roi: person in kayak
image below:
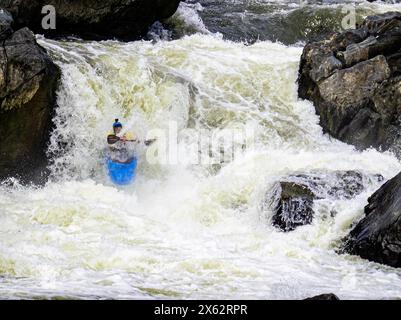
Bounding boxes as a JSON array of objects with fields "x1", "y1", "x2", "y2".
[{"x1": 107, "y1": 119, "x2": 137, "y2": 164}]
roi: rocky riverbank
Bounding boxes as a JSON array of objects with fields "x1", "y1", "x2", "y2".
[
  {"x1": 298, "y1": 12, "x2": 401, "y2": 157},
  {"x1": 0, "y1": 10, "x2": 60, "y2": 183}
]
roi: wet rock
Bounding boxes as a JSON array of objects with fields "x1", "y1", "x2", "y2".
[
  {"x1": 262, "y1": 171, "x2": 382, "y2": 232},
  {"x1": 309, "y1": 55, "x2": 343, "y2": 83},
  {"x1": 336, "y1": 36, "x2": 377, "y2": 67},
  {"x1": 343, "y1": 172, "x2": 401, "y2": 268},
  {"x1": 0, "y1": 11, "x2": 60, "y2": 183},
  {"x1": 0, "y1": 0, "x2": 182, "y2": 41},
  {"x1": 304, "y1": 293, "x2": 340, "y2": 300},
  {"x1": 298, "y1": 12, "x2": 401, "y2": 156},
  {"x1": 319, "y1": 55, "x2": 390, "y2": 107},
  {"x1": 290, "y1": 171, "x2": 372, "y2": 200},
  {"x1": 281, "y1": 170, "x2": 380, "y2": 202},
  {"x1": 270, "y1": 181, "x2": 316, "y2": 232}
]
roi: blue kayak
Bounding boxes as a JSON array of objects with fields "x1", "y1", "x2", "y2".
[{"x1": 106, "y1": 158, "x2": 138, "y2": 186}]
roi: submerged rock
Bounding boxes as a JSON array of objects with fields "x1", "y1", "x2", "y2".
[
  {"x1": 288, "y1": 171, "x2": 373, "y2": 200},
  {"x1": 344, "y1": 172, "x2": 401, "y2": 268},
  {"x1": 304, "y1": 293, "x2": 340, "y2": 300},
  {"x1": 0, "y1": 11, "x2": 60, "y2": 183},
  {"x1": 262, "y1": 171, "x2": 382, "y2": 232},
  {"x1": 298, "y1": 12, "x2": 401, "y2": 156},
  {"x1": 0, "y1": 0, "x2": 182, "y2": 41}
]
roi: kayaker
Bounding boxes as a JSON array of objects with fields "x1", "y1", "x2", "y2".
[{"x1": 107, "y1": 119, "x2": 137, "y2": 163}]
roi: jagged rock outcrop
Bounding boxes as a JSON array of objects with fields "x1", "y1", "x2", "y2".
[
  {"x1": 298, "y1": 12, "x2": 401, "y2": 156},
  {"x1": 0, "y1": 0, "x2": 182, "y2": 40},
  {"x1": 343, "y1": 172, "x2": 401, "y2": 268},
  {"x1": 261, "y1": 171, "x2": 383, "y2": 232},
  {"x1": 0, "y1": 10, "x2": 60, "y2": 182}
]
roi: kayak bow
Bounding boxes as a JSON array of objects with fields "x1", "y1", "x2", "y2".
[{"x1": 106, "y1": 157, "x2": 138, "y2": 185}]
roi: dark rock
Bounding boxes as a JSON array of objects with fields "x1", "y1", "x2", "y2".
[
  {"x1": 343, "y1": 172, "x2": 401, "y2": 268},
  {"x1": 0, "y1": 12, "x2": 60, "y2": 183},
  {"x1": 309, "y1": 55, "x2": 343, "y2": 83},
  {"x1": 270, "y1": 181, "x2": 316, "y2": 232},
  {"x1": 261, "y1": 171, "x2": 382, "y2": 232},
  {"x1": 336, "y1": 36, "x2": 377, "y2": 67},
  {"x1": 298, "y1": 12, "x2": 401, "y2": 156},
  {"x1": 304, "y1": 293, "x2": 340, "y2": 300},
  {"x1": 291, "y1": 170, "x2": 370, "y2": 200},
  {"x1": 0, "y1": 0, "x2": 182, "y2": 41},
  {"x1": 363, "y1": 12, "x2": 401, "y2": 35}
]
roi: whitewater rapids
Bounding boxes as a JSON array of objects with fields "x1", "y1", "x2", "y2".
[{"x1": 1, "y1": 3, "x2": 401, "y2": 299}]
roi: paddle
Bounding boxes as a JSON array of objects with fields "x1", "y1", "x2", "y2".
[{"x1": 107, "y1": 134, "x2": 156, "y2": 146}]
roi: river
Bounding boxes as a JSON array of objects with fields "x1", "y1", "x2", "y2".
[{"x1": 1, "y1": 0, "x2": 401, "y2": 299}]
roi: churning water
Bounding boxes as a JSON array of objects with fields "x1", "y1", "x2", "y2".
[{"x1": 1, "y1": 0, "x2": 401, "y2": 299}]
